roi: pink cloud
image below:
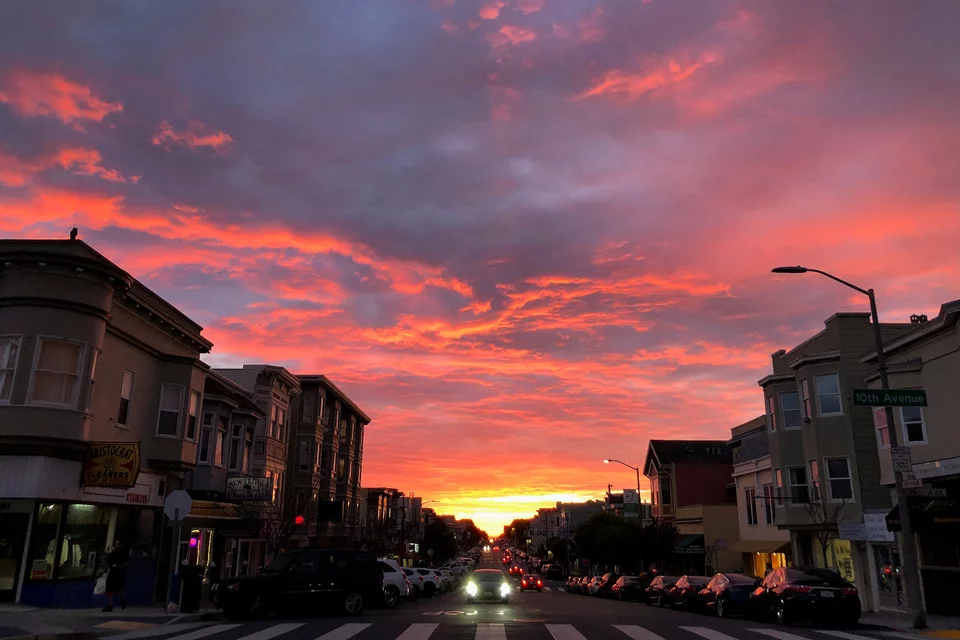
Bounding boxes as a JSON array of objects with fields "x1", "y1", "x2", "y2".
[
  {"x1": 479, "y1": 0, "x2": 506, "y2": 19},
  {"x1": 515, "y1": 0, "x2": 545, "y2": 15},
  {"x1": 152, "y1": 120, "x2": 234, "y2": 153},
  {"x1": 0, "y1": 71, "x2": 122, "y2": 125},
  {"x1": 0, "y1": 146, "x2": 137, "y2": 186}
]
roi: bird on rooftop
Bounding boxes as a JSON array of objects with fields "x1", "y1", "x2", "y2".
[{"x1": 69, "y1": 227, "x2": 78, "y2": 240}]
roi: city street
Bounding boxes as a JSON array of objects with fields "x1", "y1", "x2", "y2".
[{"x1": 73, "y1": 554, "x2": 909, "y2": 640}]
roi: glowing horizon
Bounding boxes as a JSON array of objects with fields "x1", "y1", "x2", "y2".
[{"x1": 2, "y1": 1, "x2": 959, "y2": 535}]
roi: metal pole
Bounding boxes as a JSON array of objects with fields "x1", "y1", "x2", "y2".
[{"x1": 868, "y1": 290, "x2": 926, "y2": 629}]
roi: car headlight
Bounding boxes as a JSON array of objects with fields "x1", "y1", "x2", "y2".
[
  {"x1": 466, "y1": 582, "x2": 478, "y2": 596},
  {"x1": 500, "y1": 583, "x2": 510, "y2": 596}
]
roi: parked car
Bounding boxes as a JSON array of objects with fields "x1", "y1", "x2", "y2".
[
  {"x1": 587, "y1": 575, "x2": 604, "y2": 595},
  {"x1": 697, "y1": 573, "x2": 760, "y2": 618},
  {"x1": 564, "y1": 576, "x2": 580, "y2": 592},
  {"x1": 403, "y1": 567, "x2": 425, "y2": 599},
  {"x1": 544, "y1": 564, "x2": 564, "y2": 579},
  {"x1": 437, "y1": 569, "x2": 455, "y2": 591},
  {"x1": 598, "y1": 573, "x2": 621, "y2": 598},
  {"x1": 415, "y1": 568, "x2": 441, "y2": 596},
  {"x1": 644, "y1": 575, "x2": 677, "y2": 606},
  {"x1": 664, "y1": 575, "x2": 711, "y2": 610},
  {"x1": 377, "y1": 558, "x2": 409, "y2": 607},
  {"x1": 520, "y1": 573, "x2": 543, "y2": 592},
  {"x1": 611, "y1": 575, "x2": 647, "y2": 601},
  {"x1": 750, "y1": 567, "x2": 860, "y2": 626},
  {"x1": 219, "y1": 548, "x2": 381, "y2": 618}
]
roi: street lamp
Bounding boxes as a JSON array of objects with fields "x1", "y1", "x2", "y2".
[
  {"x1": 603, "y1": 459, "x2": 642, "y2": 502},
  {"x1": 772, "y1": 265, "x2": 926, "y2": 629}
]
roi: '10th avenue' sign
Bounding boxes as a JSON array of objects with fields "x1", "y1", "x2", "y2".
[{"x1": 852, "y1": 389, "x2": 928, "y2": 407}]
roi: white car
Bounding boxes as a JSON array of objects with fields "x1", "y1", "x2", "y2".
[
  {"x1": 378, "y1": 558, "x2": 410, "y2": 607},
  {"x1": 414, "y1": 568, "x2": 441, "y2": 595},
  {"x1": 436, "y1": 569, "x2": 455, "y2": 591}
]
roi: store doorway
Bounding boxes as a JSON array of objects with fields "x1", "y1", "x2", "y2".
[{"x1": 0, "y1": 513, "x2": 29, "y2": 601}]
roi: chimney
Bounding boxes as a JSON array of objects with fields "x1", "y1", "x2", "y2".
[{"x1": 910, "y1": 314, "x2": 928, "y2": 324}]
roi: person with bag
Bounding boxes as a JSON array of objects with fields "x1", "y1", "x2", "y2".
[{"x1": 102, "y1": 541, "x2": 128, "y2": 612}]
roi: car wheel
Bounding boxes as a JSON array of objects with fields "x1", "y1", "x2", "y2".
[
  {"x1": 344, "y1": 591, "x2": 364, "y2": 616},
  {"x1": 681, "y1": 595, "x2": 689, "y2": 610},
  {"x1": 425, "y1": 583, "x2": 437, "y2": 597},
  {"x1": 384, "y1": 586, "x2": 400, "y2": 609},
  {"x1": 775, "y1": 600, "x2": 789, "y2": 626},
  {"x1": 658, "y1": 595, "x2": 667, "y2": 608},
  {"x1": 410, "y1": 585, "x2": 421, "y2": 601},
  {"x1": 716, "y1": 598, "x2": 727, "y2": 618}
]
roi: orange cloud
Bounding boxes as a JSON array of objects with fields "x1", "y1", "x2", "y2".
[
  {"x1": 575, "y1": 53, "x2": 717, "y2": 101},
  {"x1": 479, "y1": 0, "x2": 506, "y2": 19},
  {"x1": 152, "y1": 120, "x2": 234, "y2": 153},
  {"x1": 0, "y1": 71, "x2": 122, "y2": 125},
  {"x1": 496, "y1": 25, "x2": 537, "y2": 45},
  {"x1": 0, "y1": 146, "x2": 137, "y2": 187}
]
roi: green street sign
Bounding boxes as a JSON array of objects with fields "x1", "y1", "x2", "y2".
[{"x1": 852, "y1": 389, "x2": 927, "y2": 407}]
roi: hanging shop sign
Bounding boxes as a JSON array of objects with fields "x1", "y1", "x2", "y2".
[{"x1": 81, "y1": 442, "x2": 140, "y2": 488}]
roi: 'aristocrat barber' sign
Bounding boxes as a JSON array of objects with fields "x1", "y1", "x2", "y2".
[{"x1": 81, "y1": 442, "x2": 140, "y2": 488}]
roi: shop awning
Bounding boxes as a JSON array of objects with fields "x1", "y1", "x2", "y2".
[
  {"x1": 188, "y1": 501, "x2": 243, "y2": 520},
  {"x1": 728, "y1": 540, "x2": 791, "y2": 555},
  {"x1": 886, "y1": 499, "x2": 960, "y2": 532},
  {"x1": 674, "y1": 534, "x2": 705, "y2": 555}
]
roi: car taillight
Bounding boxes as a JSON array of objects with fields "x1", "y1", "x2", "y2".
[
  {"x1": 842, "y1": 587, "x2": 858, "y2": 596},
  {"x1": 784, "y1": 583, "x2": 812, "y2": 594},
  {"x1": 537, "y1": 580, "x2": 542, "y2": 586}
]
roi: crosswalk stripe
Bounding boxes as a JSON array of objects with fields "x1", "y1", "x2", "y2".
[
  {"x1": 816, "y1": 631, "x2": 881, "y2": 640},
  {"x1": 396, "y1": 623, "x2": 439, "y2": 640},
  {"x1": 110, "y1": 623, "x2": 207, "y2": 640},
  {"x1": 615, "y1": 625, "x2": 669, "y2": 640},
  {"x1": 877, "y1": 633, "x2": 926, "y2": 640},
  {"x1": 238, "y1": 623, "x2": 304, "y2": 640},
  {"x1": 544, "y1": 586, "x2": 552, "y2": 591},
  {"x1": 749, "y1": 630, "x2": 810, "y2": 640},
  {"x1": 313, "y1": 623, "x2": 371, "y2": 640},
  {"x1": 167, "y1": 624, "x2": 242, "y2": 640},
  {"x1": 475, "y1": 623, "x2": 507, "y2": 640},
  {"x1": 680, "y1": 627, "x2": 742, "y2": 640},
  {"x1": 547, "y1": 624, "x2": 588, "y2": 640}
]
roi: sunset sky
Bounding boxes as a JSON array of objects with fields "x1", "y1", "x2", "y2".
[{"x1": 2, "y1": 1, "x2": 959, "y2": 535}]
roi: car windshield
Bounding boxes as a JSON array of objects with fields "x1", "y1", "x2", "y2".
[
  {"x1": 475, "y1": 571, "x2": 504, "y2": 583},
  {"x1": 622, "y1": 576, "x2": 640, "y2": 583},
  {"x1": 525, "y1": 574, "x2": 539, "y2": 580},
  {"x1": 726, "y1": 574, "x2": 758, "y2": 585}
]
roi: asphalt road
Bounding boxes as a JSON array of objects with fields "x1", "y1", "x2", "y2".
[{"x1": 97, "y1": 553, "x2": 905, "y2": 640}]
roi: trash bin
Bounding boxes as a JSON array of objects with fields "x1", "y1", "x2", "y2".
[{"x1": 178, "y1": 565, "x2": 206, "y2": 613}]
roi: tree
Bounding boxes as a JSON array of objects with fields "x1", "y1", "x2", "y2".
[
  {"x1": 422, "y1": 521, "x2": 458, "y2": 564},
  {"x1": 638, "y1": 517, "x2": 679, "y2": 572},
  {"x1": 547, "y1": 537, "x2": 569, "y2": 564},
  {"x1": 803, "y1": 488, "x2": 846, "y2": 568},
  {"x1": 506, "y1": 519, "x2": 530, "y2": 548}
]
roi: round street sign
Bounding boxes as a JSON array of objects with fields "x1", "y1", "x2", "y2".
[{"x1": 163, "y1": 489, "x2": 192, "y2": 521}]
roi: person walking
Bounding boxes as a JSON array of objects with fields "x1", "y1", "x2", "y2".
[{"x1": 102, "y1": 541, "x2": 129, "y2": 612}]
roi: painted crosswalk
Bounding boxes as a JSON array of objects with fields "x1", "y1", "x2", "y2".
[{"x1": 106, "y1": 620, "x2": 904, "y2": 640}]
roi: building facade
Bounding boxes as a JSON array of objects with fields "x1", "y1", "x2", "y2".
[
  {"x1": 862, "y1": 300, "x2": 960, "y2": 616},
  {"x1": 758, "y1": 311, "x2": 914, "y2": 610},
  {"x1": 728, "y1": 415, "x2": 792, "y2": 577},
  {"x1": 0, "y1": 240, "x2": 212, "y2": 606}
]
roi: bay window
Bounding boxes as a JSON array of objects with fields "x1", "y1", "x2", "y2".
[
  {"x1": 799, "y1": 378, "x2": 811, "y2": 419},
  {"x1": 185, "y1": 391, "x2": 200, "y2": 440},
  {"x1": 299, "y1": 439, "x2": 310, "y2": 471},
  {"x1": 815, "y1": 373, "x2": 843, "y2": 416},
  {"x1": 229, "y1": 424, "x2": 243, "y2": 470},
  {"x1": 0, "y1": 336, "x2": 20, "y2": 403},
  {"x1": 30, "y1": 338, "x2": 83, "y2": 407},
  {"x1": 156, "y1": 384, "x2": 184, "y2": 436},
  {"x1": 825, "y1": 457, "x2": 853, "y2": 501},
  {"x1": 745, "y1": 487, "x2": 758, "y2": 525},
  {"x1": 766, "y1": 396, "x2": 777, "y2": 431},
  {"x1": 780, "y1": 391, "x2": 802, "y2": 429},
  {"x1": 901, "y1": 407, "x2": 927, "y2": 444},
  {"x1": 243, "y1": 429, "x2": 253, "y2": 473},
  {"x1": 117, "y1": 370, "x2": 135, "y2": 427},
  {"x1": 198, "y1": 413, "x2": 214, "y2": 463},
  {"x1": 788, "y1": 467, "x2": 809, "y2": 504}
]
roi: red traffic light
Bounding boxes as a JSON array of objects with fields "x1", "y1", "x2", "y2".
[{"x1": 294, "y1": 515, "x2": 305, "y2": 525}]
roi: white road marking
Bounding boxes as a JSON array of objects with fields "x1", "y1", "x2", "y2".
[
  {"x1": 167, "y1": 624, "x2": 242, "y2": 640},
  {"x1": 680, "y1": 627, "x2": 743, "y2": 640},
  {"x1": 547, "y1": 624, "x2": 589, "y2": 640},
  {"x1": 313, "y1": 623, "x2": 370, "y2": 640},
  {"x1": 877, "y1": 633, "x2": 928, "y2": 640},
  {"x1": 238, "y1": 623, "x2": 304, "y2": 640},
  {"x1": 396, "y1": 623, "x2": 440, "y2": 640},
  {"x1": 475, "y1": 623, "x2": 507, "y2": 640},
  {"x1": 544, "y1": 586, "x2": 552, "y2": 591},
  {"x1": 615, "y1": 625, "x2": 669, "y2": 640},
  {"x1": 109, "y1": 623, "x2": 206, "y2": 640},
  {"x1": 816, "y1": 631, "x2": 884, "y2": 640},
  {"x1": 749, "y1": 630, "x2": 812, "y2": 640}
]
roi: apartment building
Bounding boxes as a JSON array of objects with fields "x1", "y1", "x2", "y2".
[
  {"x1": 728, "y1": 415, "x2": 792, "y2": 577},
  {"x1": 0, "y1": 239, "x2": 212, "y2": 606},
  {"x1": 643, "y1": 439, "x2": 738, "y2": 573},
  {"x1": 758, "y1": 311, "x2": 914, "y2": 609},
  {"x1": 861, "y1": 299, "x2": 960, "y2": 616},
  {"x1": 290, "y1": 375, "x2": 369, "y2": 546}
]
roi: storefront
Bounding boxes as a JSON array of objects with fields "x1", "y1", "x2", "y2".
[
  {"x1": 732, "y1": 540, "x2": 790, "y2": 577},
  {"x1": 10, "y1": 472, "x2": 165, "y2": 608}
]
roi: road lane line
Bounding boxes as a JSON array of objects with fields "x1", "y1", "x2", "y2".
[
  {"x1": 547, "y1": 624, "x2": 589, "y2": 640},
  {"x1": 816, "y1": 631, "x2": 885, "y2": 640},
  {"x1": 110, "y1": 623, "x2": 206, "y2": 640},
  {"x1": 748, "y1": 630, "x2": 812, "y2": 640},
  {"x1": 166, "y1": 624, "x2": 242, "y2": 640},
  {"x1": 237, "y1": 623, "x2": 304, "y2": 640},
  {"x1": 313, "y1": 623, "x2": 370, "y2": 640},
  {"x1": 475, "y1": 624, "x2": 507, "y2": 640},
  {"x1": 396, "y1": 623, "x2": 440, "y2": 640},
  {"x1": 680, "y1": 627, "x2": 743, "y2": 640},
  {"x1": 615, "y1": 625, "x2": 669, "y2": 640}
]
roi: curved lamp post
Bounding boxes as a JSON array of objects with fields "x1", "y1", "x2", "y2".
[
  {"x1": 603, "y1": 458, "x2": 642, "y2": 503},
  {"x1": 772, "y1": 265, "x2": 926, "y2": 629}
]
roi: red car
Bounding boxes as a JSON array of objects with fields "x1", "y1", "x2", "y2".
[
  {"x1": 509, "y1": 565, "x2": 524, "y2": 577},
  {"x1": 520, "y1": 574, "x2": 543, "y2": 592}
]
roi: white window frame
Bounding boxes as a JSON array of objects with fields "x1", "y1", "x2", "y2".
[
  {"x1": 745, "y1": 487, "x2": 758, "y2": 526},
  {"x1": 766, "y1": 396, "x2": 777, "y2": 431},
  {"x1": 155, "y1": 383, "x2": 185, "y2": 437},
  {"x1": 763, "y1": 483, "x2": 775, "y2": 524},
  {"x1": 799, "y1": 378, "x2": 811, "y2": 420},
  {"x1": 84, "y1": 348, "x2": 99, "y2": 412},
  {"x1": 117, "y1": 370, "x2": 135, "y2": 428},
  {"x1": 0, "y1": 335, "x2": 22, "y2": 404},
  {"x1": 900, "y1": 406, "x2": 927, "y2": 445},
  {"x1": 185, "y1": 390, "x2": 201, "y2": 441},
  {"x1": 815, "y1": 373, "x2": 844, "y2": 417},
  {"x1": 198, "y1": 412, "x2": 215, "y2": 464},
  {"x1": 874, "y1": 407, "x2": 890, "y2": 449},
  {"x1": 780, "y1": 391, "x2": 802, "y2": 430},
  {"x1": 27, "y1": 336, "x2": 85, "y2": 408},
  {"x1": 824, "y1": 456, "x2": 854, "y2": 503},
  {"x1": 787, "y1": 466, "x2": 809, "y2": 505}
]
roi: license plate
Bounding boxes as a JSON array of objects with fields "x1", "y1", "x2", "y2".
[
  {"x1": 484, "y1": 591, "x2": 493, "y2": 597},
  {"x1": 820, "y1": 591, "x2": 835, "y2": 598}
]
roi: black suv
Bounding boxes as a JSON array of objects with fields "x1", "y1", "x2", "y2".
[{"x1": 218, "y1": 548, "x2": 382, "y2": 618}]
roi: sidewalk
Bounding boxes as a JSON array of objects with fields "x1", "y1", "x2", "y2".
[
  {"x1": 0, "y1": 604, "x2": 222, "y2": 640},
  {"x1": 861, "y1": 611, "x2": 960, "y2": 637}
]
